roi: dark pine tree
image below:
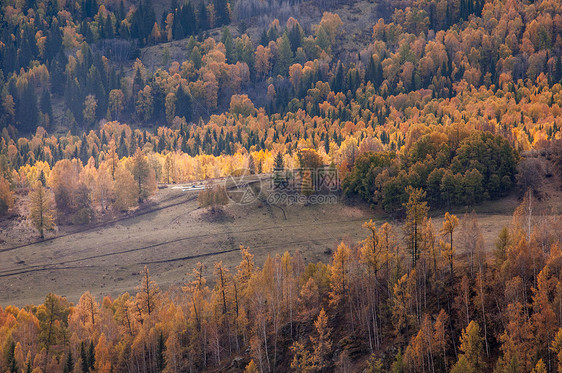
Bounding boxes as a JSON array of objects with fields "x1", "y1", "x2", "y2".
[
  {"x1": 17, "y1": 25, "x2": 39, "y2": 70},
  {"x1": 556, "y1": 56, "x2": 562, "y2": 83},
  {"x1": 80, "y1": 342, "x2": 89, "y2": 373},
  {"x1": 17, "y1": 82, "x2": 39, "y2": 133},
  {"x1": 175, "y1": 85, "x2": 193, "y2": 122},
  {"x1": 197, "y1": 2, "x2": 210, "y2": 31},
  {"x1": 366, "y1": 55, "x2": 376, "y2": 84},
  {"x1": 213, "y1": 0, "x2": 230, "y2": 27},
  {"x1": 179, "y1": 2, "x2": 197, "y2": 36},
  {"x1": 82, "y1": 0, "x2": 98, "y2": 18},
  {"x1": 45, "y1": 20, "x2": 63, "y2": 62},
  {"x1": 222, "y1": 27, "x2": 235, "y2": 63},
  {"x1": 5, "y1": 339, "x2": 17, "y2": 373},
  {"x1": 157, "y1": 332, "x2": 166, "y2": 372},
  {"x1": 88, "y1": 340, "x2": 96, "y2": 370},
  {"x1": 332, "y1": 62, "x2": 345, "y2": 93},
  {"x1": 40, "y1": 89, "x2": 53, "y2": 125},
  {"x1": 63, "y1": 350, "x2": 74, "y2": 373},
  {"x1": 259, "y1": 29, "x2": 269, "y2": 46},
  {"x1": 130, "y1": 0, "x2": 156, "y2": 45},
  {"x1": 172, "y1": 13, "x2": 185, "y2": 40},
  {"x1": 288, "y1": 24, "x2": 303, "y2": 53},
  {"x1": 104, "y1": 14, "x2": 115, "y2": 38}
]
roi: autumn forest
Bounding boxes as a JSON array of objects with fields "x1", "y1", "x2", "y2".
[{"x1": 1, "y1": 0, "x2": 562, "y2": 371}]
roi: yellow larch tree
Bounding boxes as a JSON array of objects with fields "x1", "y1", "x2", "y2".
[
  {"x1": 310, "y1": 308, "x2": 332, "y2": 371},
  {"x1": 29, "y1": 182, "x2": 55, "y2": 239}
]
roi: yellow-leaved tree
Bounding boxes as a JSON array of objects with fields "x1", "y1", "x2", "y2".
[
  {"x1": 451, "y1": 320, "x2": 485, "y2": 373},
  {"x1": 113, "y1": 165, "x2": 138, "y2": 211},
  {"x1": 290, "y1": 340, "x2": 314, "y2": 373},
  {"x1": 29, "y1": 182, "x2": 55, "y2": 239},
  {"x1": 440, "y1": 212, "x2": 459, "y2": 287},
  {"x1": 244, "y1": 360, "x2": 259, "y2": 373},
  {"x1": 403, "y1": 186, "x2": 429, "y2": 267},
  {"x1": 135, "y1": 266, "x2": 161, "y2": 323},
  {"x1": 198, "y1": 182, "x2": 229, "y2": 213},
  {"x1": 311, "y1": 308, "x2": 332, "y2": 371},
  {"x1": 0, "y1": 175, "x2": 14, "y2": 215},
  {"x1": 131, "y1": 148, "x2": 157, "y2": 203}
]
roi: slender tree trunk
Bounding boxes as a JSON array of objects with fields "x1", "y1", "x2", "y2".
[
  {"x1": 262, "y1": 318, "x2": 271, "y2": 373},
  {"x1": 138, "y1": 174, "x2": 142, "y2": 203},
  {"x1": 478, "y1": 268, "x2": 489, "y2": 357},
  {"x1": 40, "y1": 191, "x2": 44, "y2": 239}
]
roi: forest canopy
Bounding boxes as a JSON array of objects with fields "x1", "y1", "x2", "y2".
[
  {"x1": 343, "y1": 130, "x2": 519, "y2": 212},
  {"x1": 0, "y1": 0, "x2": 562, "y2": 371}
]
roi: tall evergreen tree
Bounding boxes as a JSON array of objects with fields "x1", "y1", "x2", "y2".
[
  {"x1": 332, "y1": 62, "x2": 345, "y2": 93},
  {"x1": 5, "y1": 339, "x2": 17, "y2": 373},
  {"x1": 80, "y1": 342, "x2": 89, "y2": 372},
  {"x1": 88, "y1": 340, "x2": 96, "y2": 370},
  {"x1": 197, "y1": 2, "x2": 210, "y2": 31},
  {"x1": 222, "y1": 27, "x2": 236, "y2": 63},
  {"x1": 46, "y1": 20, "x2": 63, "y2": 61},
  {"x1": 63, "y1": 350, "x2": 73, "y2": 373},
  {"x1": 179, "y1": 3, "x2": 197, "y2": 36},
  {"x1": 213, "y1": 0, "x2": 230, "y2": 27},
  {"x1": 276, "y1": 33, "x2": 293, "y2": 76},
  {"x1": 40, "y1": 89, "x2": 53, "y2": 124},
  {"x1": 50, "y1": 51, "x2": 67, "y2": 95},
  {"x1": 175, "y1": 85, "x2": 193, "y2": 122},
  {"x1": 157, "y1": 332, "x2": 166, "y2": 372},
  {"x1": 130, "y1": 0, "x2": 156, "y2": 45},
  {"x1": 17, "y1": 82, "x2": 39, "y2": 133},
  {"x1": 288, "y1": 24, "x2": 303, "y2": 53},
  {"x1": 172, "y1": 13, "x2": 185, "y2": 40}
]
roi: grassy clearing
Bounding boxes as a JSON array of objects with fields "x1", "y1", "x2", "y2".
[
  {"x1": 1, "y1": 171, "x2": 560, "y2": 307},
  {"x1": 0, "y1": 182, "x2": 374, "y2": 306}
]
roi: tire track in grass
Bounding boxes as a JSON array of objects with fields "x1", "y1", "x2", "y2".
[
  {"x1": 0, "y1": 193, "x2": 197, "y2": 254},
  {"x1": 139, "y1": 236, "x2": 337, "y2": 265},
  {"x1": 0, "y1": 265, "x2": 108, "y2": 277},
  {"x1": 0, "y1": 235, "x2": 339, "y2": 277},
  {"x1": 1, "y1": 177, "x2": 263, "y2": 254},
  {"x1": 0, "y1": 217, "x2": 369, "y2": 278}
]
